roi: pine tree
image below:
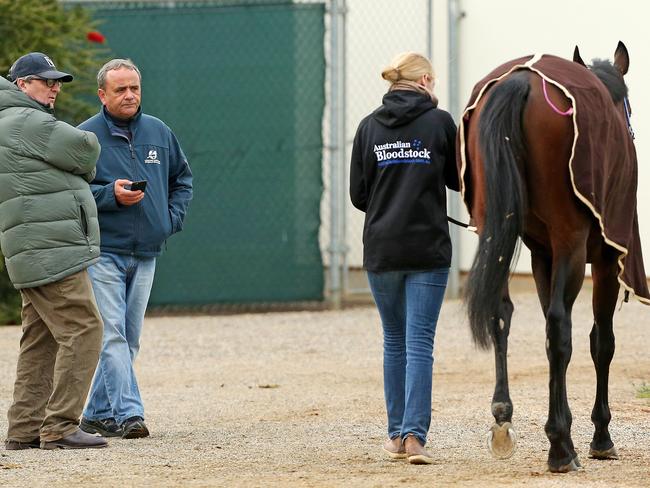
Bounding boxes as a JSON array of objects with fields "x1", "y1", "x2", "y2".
[{"x1": 0, "y1": 0, "x2": 106, "y2": 124}]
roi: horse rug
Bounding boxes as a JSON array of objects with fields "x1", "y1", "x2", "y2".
[{"x1": 457, "y1": 54, "x2": 650, "y2": 303}]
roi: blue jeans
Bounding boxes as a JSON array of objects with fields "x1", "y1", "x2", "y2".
[
  {"x1": 83, "y1": 252, "x2": 156, "y2": 425},
  {"x1": 367, "y1": 268, "x2": 449, "y2": 446}
]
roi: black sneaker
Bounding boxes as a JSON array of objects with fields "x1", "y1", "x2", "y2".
[
  {"x1": 121, "y1": 416, "x2": 149, "y2": 439},
  {"x1": 80, "y1": 417, "x2": 123, "y2": 438}
]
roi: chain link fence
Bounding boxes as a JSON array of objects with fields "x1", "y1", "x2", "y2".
[
  {"x1": 57, "y1": 0, "x2": 440, "y2": 310},
  {"x1": 9, "y1": 0, "x2": 644, "y2": 315},
  {"x1": 320, "y1": 0, "x2": 440, "y2": 299},
  {"x1": 70, "y1": 0, "x2": 326, "y2": 308}
]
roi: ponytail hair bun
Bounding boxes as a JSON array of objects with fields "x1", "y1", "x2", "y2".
[
  {"x1": 381, "y1": 52, "x2": 434, "y2": 85},
  {"x1": 381, "y1": 66, "x2": 401, "y2": 83}
]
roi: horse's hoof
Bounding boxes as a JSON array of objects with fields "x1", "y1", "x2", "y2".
[
  {"x1": 589, "y1": 446, "x2": 619, "y2": 460},
  {"x1": 487, "y1": 422, "x2": 516, "y2": 459},
  {"x1": 548, "y1": 458, "x2": 580, "y2": 473},
  {"x1": 572, "y1": 455, "x2": 582, "y2": 468}
]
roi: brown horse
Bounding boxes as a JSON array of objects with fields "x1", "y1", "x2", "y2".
[{"x1": 459, "y1": 42, "x2": 648, "y2": 472}]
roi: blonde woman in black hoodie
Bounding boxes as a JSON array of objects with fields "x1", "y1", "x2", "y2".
[{"x1": 350, "y1": 52, "x2": 459, "y2": 465}]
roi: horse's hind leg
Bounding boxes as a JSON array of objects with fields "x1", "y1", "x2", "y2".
[
  {"x1": 530, "y1": 248, "x2": 581, "y2": 470},
  {"x1": 588, "y1": 254, "x2": 620, "y2": 460},
  {"x1": 487, "y1": 289, "x2": 516, "y2": 459},
  {"x1": 544, "y1": 250, "x2": 586, "y2": 473}
]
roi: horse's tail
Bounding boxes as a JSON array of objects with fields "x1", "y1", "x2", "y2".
[{"x1": 466, "y1": 71, "x2": 530, "y2": 349}]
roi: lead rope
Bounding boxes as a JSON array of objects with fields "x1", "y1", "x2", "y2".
[{"x1": 447, "y1": 216, "x2": 477, "y2": 233}]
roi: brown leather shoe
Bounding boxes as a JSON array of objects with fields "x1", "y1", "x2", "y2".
[
  {"x1": 40, "y1": 429, "x2": 108, "y2": 450},
  {"x1": 5, "y1": 438, "x2": 40, "y2": 450}
]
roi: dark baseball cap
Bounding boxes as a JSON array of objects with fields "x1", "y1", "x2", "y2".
[{"x1": 8, "y1": 52, "x2": 73, "y2": 83}]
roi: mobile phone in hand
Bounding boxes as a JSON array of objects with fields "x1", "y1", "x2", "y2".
[{"x1": 127, "y1": 180, "x2": 147, "y2": 192}]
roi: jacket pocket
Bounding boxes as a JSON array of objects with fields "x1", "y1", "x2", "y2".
[
  {"x1": 74, "y1": 195, "x2": 91, "y2": 248},
  {"x1": 79, "y1": 204, "x2": 89, "y2": 237}
]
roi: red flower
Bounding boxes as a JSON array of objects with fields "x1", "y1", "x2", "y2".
[{"x1": 86, "y1": 31, "x2": 105, "y2": 44}]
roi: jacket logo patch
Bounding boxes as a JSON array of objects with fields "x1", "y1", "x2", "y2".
[
  {"x1": 374, "y1": 139, "x2": 431, "y2": 167},
  {"x1": 144, "y1": 149, "x2": 160, "y2": 164}
]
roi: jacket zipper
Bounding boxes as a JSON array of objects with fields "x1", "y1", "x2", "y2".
[
  {"x1": 129, "y1": 140, "x2": 138, "y2": 256},
  {"x1": 111, "y1": 126, "x2": 142, "y2": 257}
]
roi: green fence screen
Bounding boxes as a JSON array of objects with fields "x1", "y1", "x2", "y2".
[{"x1": 83, "y1": 1, "x2": 325, "y2": 306}]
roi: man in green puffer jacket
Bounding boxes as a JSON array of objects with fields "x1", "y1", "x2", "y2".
[{"x1": 0, "y1": 53, "x2": 107, "y2": 450}]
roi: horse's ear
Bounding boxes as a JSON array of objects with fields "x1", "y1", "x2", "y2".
[
  {"x1": 614, "y1": 41, "x2": 629, "y2": 75},
  {"x1": 573, "y1": 46, "x2": 587, "y2": 67}
]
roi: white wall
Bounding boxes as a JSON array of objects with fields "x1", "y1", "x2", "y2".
[
  {"x1": 453, "y1": 0, "x2": 650, "y2": 273},
  {"x1": 343, "y1": 0, "x2": 650, "y2": 276}
]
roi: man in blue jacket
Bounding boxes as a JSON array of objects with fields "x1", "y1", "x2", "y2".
[{"x1": 78, "y1": 59, "x2": 193, "y2": 439}]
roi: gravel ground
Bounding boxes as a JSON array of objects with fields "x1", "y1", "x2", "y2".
[{"x1": 0, "y1": 290, "x2": 649, "y2": 487}]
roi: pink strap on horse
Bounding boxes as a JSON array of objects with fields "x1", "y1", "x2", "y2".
[{"x1": 542, "y1": 77, "x2": 573, "y2": 116}]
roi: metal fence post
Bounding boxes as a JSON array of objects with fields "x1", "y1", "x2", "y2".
[
  {"x1": 446, "y1": 0, "x2": 463, "y2": 299},
  {"x1": 427, "y1": 0, "x2": 433, "y2": 60},
  {"x1": 328, "y1": 0, "x2": 347, "y2": 308}
]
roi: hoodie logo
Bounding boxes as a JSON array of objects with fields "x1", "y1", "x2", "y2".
[
  {"x1": 374, "y1": 139, "x2": 431, "y2": 167},
  {"x1": 144, "y1": 149, "x2": 160, "y2": 164}
]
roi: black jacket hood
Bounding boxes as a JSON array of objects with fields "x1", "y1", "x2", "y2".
[
  {"x1": 349, "y1": 89, "x2": 459, "y2": 272},
  {"x1": 372, "y1": 90, "x2": 437, "y2": 128}
]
